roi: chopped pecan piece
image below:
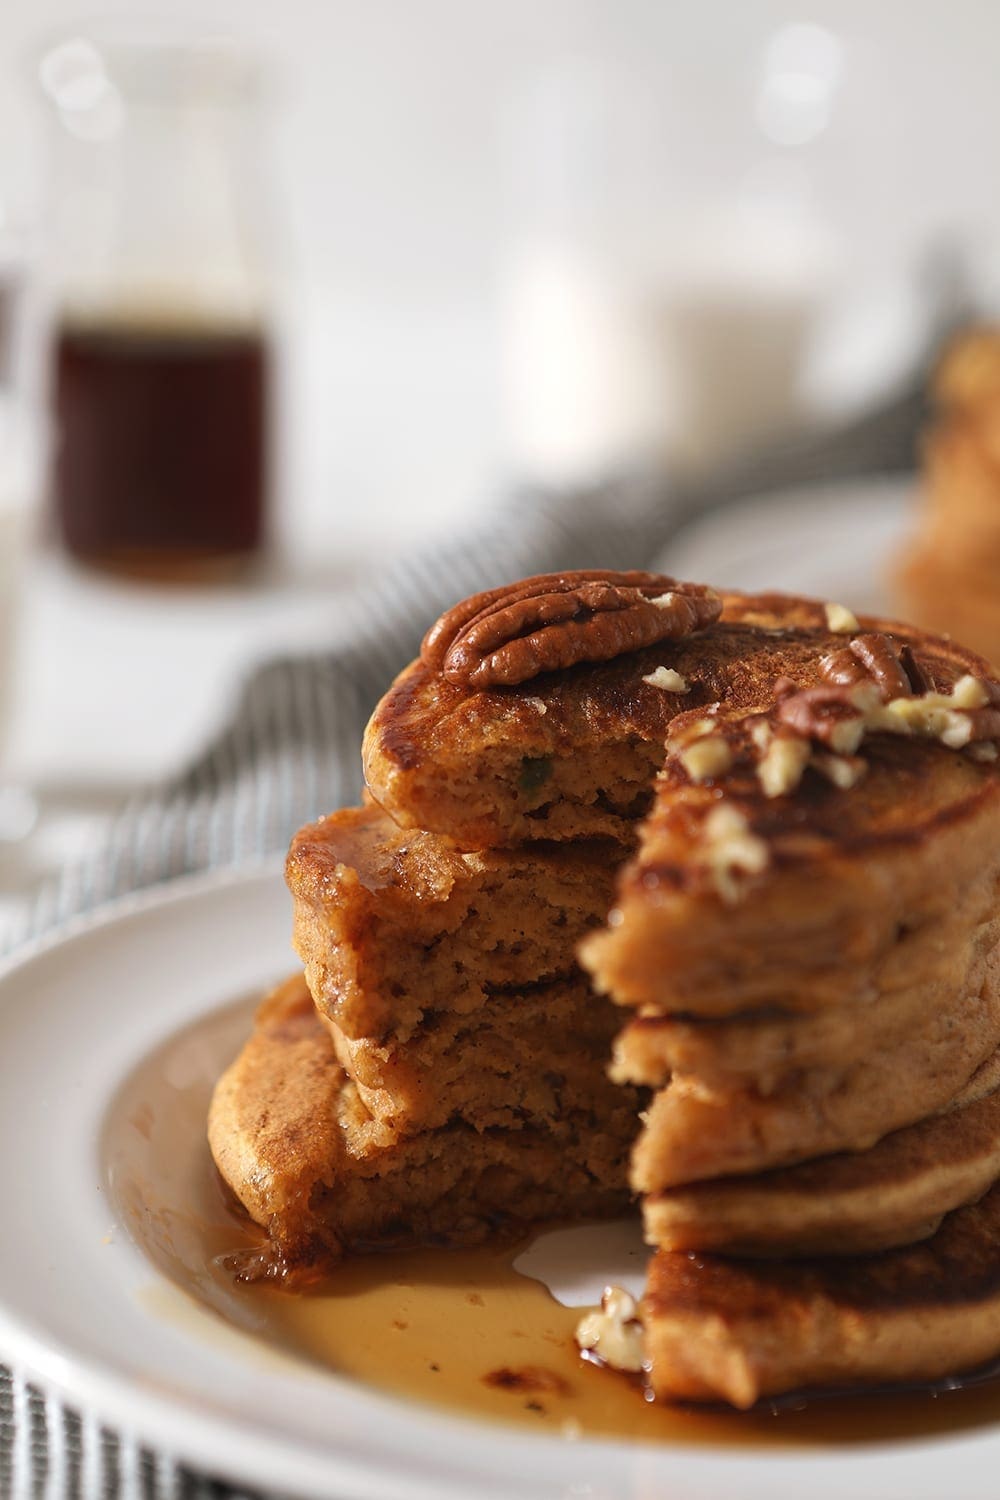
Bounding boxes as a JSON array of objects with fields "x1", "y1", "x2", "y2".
[
  {"x1": 677, "y1": 735, "x2": 732, "y2": 782},
  {"x1": 757, "y1": 730, "x2": 811, "y2": 797},
  {"x1": 812, "y1": 751, "x2": 867, "y2": 789},
  {"x1": 422, "y1": 570, "x2": 721, "y2": 689},
  {"x1": 702, "y1": 805, "x2": 770, "y2": 903},
  {"x1": 824, "y1": 601, "x2": 859, "y2": 633},
  {"x1": 576, "y1": 1285, "x2": 645, "y2": 1373},
  {"x1": 949, "y1": 705, "x2": 1000, "y2": 744},
  {"x1": 775, "y1": 685, "x2": 866, "y2": 754},
  {"x1": 778, "y1": 669, "x2": 1000, "y2": 758}
]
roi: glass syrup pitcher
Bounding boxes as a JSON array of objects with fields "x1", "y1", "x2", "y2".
[{"x1": 38, "y1": 26, "x2": 272, "y2": 580}]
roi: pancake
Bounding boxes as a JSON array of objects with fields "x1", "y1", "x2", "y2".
[
  {"x1": 363, "y1": 650, "x2": 672, "y2": 849},
  {"x1": 363, "y1": 570, "x2": 721, "y2": 849},
  {"x1": 364, "y1": 588, "x2": 995, "y2": 851},
  {"x1": 357, "y1": 577, "x2": 1000, "y2": 1214},
  {"x1": 629, "y1": 966, "x2": 1000, "y2": 1200},
  {"x1": 581, "y1": 733, "x2": 1000, "y2": 1019},
  {"x1": 644, "y1": 1048, "x2": 1000, "y2": 1256},
  {"x1": 287, "y1": 805, "x2": 619, "y2": 1042},
  {"x1": 208, "y1": 975, "x2": 636, "y2": 1265},
  {"x1": 318, "y1": 971, "x2": 641, "y2": 1139},
  {"x1": 630, "y1": 951, "x2": 1000, "y2": 1191},
  {"x1": 643, "y1": 1181, "x2": 1000, "y2": 1408},
  {"x1": 895, "y1": 327, "x2": 1000, "y2": 666},
  {"x1": 613, "y1": 902, "x2": 1000, "y2": 1090},
  {"x1": 916, "y1": 420, "x2": 1000, "y2": 562},
  {"x1": 898, "y1": 550, "x2": 1000, "y2": 673}
]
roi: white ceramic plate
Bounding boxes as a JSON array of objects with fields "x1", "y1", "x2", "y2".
[
  {"x1": 659, "y1": 474, "x2": 915, "y2": 613},
  {"x1": 1, "y1": 479, "x2": 995, "y2": 1499},
  {"x1": 0, "y1": 863, "x2": 998, "y2": 1500}
]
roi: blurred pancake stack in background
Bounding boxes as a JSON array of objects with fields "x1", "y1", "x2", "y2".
[{"x1": 897, "y1": 328, "x2": 1000, "y2": 667}]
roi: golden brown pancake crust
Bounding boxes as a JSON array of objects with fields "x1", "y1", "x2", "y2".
[{"x1": 612, "y1": 898, "x2": 1000, "y2": 1087}]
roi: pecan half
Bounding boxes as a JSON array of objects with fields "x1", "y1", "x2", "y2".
[
  {"x1": 820, "y1": 633, "x2": 912, "y2": 701},
  {"x1": 421, "y1": 570, "x2": 722, "y2": 689}
]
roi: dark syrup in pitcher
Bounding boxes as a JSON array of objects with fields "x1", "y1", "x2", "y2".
[{"x1": 53, "y1": 318, "x2": 268, "y2": 581}]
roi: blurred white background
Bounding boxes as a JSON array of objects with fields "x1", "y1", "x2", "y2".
[
  {"x1": 2, "y1": 0, "x2": 999, "y2": 557},
  {"x1": 1, "y1": 0, "x2": 999, "y2": 933}
]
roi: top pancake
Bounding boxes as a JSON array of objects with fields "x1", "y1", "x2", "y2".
[{"x1": 364, "y1": 588, "x2": 1000, "y2": 854}]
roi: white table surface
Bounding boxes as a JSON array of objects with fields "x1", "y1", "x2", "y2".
[
  {"x1": 0, "y1": 541, "x2": 370, "y2": 945},
  {"x1": 5, "y1": 547, "x2": 366, "y2": 789}
]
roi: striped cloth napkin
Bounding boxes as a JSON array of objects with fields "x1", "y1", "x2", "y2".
[{"x1": 0, "y1": 384, "x2": 922, "y2": 1499}]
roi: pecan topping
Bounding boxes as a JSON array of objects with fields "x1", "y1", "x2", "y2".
[
  {"x1": 819, "y1": 645, "x2": 871, "y2": 692},
  {"x1": 899, "y1": 644, "x2": 932, "y2": 694},
  {"x1": 776, "y1": 671, "x2": 1000, "y2": 758},
  {"x1": 935, "y1": 705, "x2": 1000, "y2": 747},
  {"x1": 575, "y1": 1286, "x2": 645, "y2": 1373},
  {"x1": 702, "y1": 805, "x2": 770, "y2": 903},
  {"x1": 824, "y1": 601, "x2": 859, "y2": 634},
  {"x1": 421, "y1": 570, "x2": 722, "y2": 689},
  {"x1": 757, "y1": 730, "x2": 811, "y2": 797},
  {"x1": 820, "y1": 633, "x2": 913, "y2": 701},
  {"x1": 846, "y1": 634, "x2": 914, "y2": 699},
  {"x1": 776, "y1": 684, "x2": 868, "y2": 754}
]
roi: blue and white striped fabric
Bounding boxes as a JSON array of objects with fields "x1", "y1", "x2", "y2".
[{"x1": 0, "y1": 384, "x2": 922, "y2": 1499}]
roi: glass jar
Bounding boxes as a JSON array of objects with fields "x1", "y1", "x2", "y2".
[{"x1": 38, "y1": 25, "x2": 272, "y2": 580}]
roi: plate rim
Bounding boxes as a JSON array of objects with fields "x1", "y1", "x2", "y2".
[{"x1": 0, "y1": 855, "x2": 285, "y2": 985}]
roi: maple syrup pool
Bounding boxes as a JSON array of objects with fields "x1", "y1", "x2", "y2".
[{"x1": 104, "y1": 994, "x2": 1000, "y2": 1449}]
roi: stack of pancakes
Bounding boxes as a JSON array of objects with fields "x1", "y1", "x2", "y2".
[
  {"x1": 897, "y1": 326, "x2": 1000, "y2": 666},
  {"x1": 210, "y1": 571, "x2": 1000, "y2": 1408}
]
